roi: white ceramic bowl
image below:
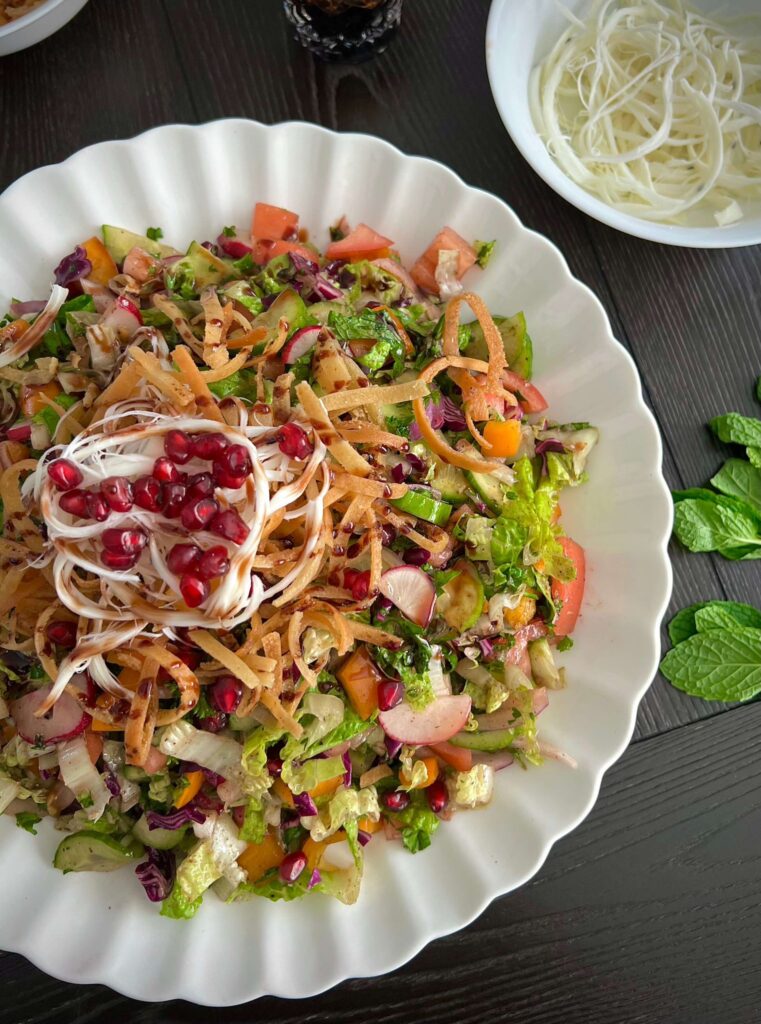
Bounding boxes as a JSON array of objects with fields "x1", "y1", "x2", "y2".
[
  {"x1": 0, "y1": 120, "x2": 672, "y2": 1004},
  {"x1": 0, "y1": 0, "x2": 88, "y2": 55},
  {"x1": 486, "y1": 0, "x2": 761, "y2": 247}
]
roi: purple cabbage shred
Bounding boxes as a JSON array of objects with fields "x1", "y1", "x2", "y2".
[
  {"x1": 307, "y1": 868, "x2": 322, "y2": 890},
  {"x1": 104, "y1": 772, "x2": 121, "y2": 798},
  {"x1": 136, "y1": 848, "x2": 176, "y2": 903},
  {"x1": 357, "y1": 829, "x2": 372, "y2": 847},
  {"x1": 342, "y1": 751, "x2": 352, "y2": 787},
  {"x1": 294, "y1": 792, "x2": 318, "y2": 817},
  {"x1": 146, "y1": 804, "x2": 206, "y2": 831},
  {"x1": 53, "y1": 246, "x2": 92, "y2": 288}
]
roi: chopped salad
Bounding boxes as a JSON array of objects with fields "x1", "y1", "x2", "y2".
[{"x1": 0, "y1": 204, "x2": 595, "y2": 916}]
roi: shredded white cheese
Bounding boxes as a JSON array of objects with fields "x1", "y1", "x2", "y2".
[{"x1": 530, "y1": 0, "x2": 761, "y2": 225}]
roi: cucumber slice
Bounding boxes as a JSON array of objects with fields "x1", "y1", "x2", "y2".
[
  {"x1": 390, "y1": 490, "x2": 452, "y2": 526},
  {"x1": 132, "y1": 814, "x2": 188, "y2": 851},
  {"x1": 102, "y1": 225, "x2": 175, "y2": 264},
  {"x1": 167, "y1": 240, "x2": 235, "y2": 294},
  {"x1": 465, "y1": 313, "x2": 533, "y2": 379},
  {"x1": 437, "y1": 559, "x2": 485, "y2": 632},
  {"x1": 449, "y1": 728, "x2": 515, "y2": 752},
  {"x1": 54, "y1": 831, "x2": 145, "y2": 873},
  {"x1": 258, "y1": 288, "x2": 311, "y2": 336},
  {"x1": 308, "y1": 299, "x2": 353, "y2": 325},
  {"x1": 465, "y1": 469, "x2": 506, "y2": 513},
  {"x1": 431, "y1": 458, "x2": 469, "y2": 504}
]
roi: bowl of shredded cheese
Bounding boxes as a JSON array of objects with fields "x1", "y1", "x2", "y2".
[
  {"x1": 0, "y1": 0, "x2": 88, "y2": 56},
  {"x1": 487, "y1": 0, "x2": 761, "y2": 246}
]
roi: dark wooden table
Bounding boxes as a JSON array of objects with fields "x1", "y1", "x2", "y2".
[{"x1": 2, "y1": 1, "x2": 760, "y2": 1020}]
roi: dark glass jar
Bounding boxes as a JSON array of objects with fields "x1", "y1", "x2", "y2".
[{"x1": 283, "y1": 0, "x2": 404, "y2": 63}]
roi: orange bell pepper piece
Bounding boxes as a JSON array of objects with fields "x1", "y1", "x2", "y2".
[
  {"x1": 82, "y1": 236, "x2": 118, "y2": 286},
  {"x1": 302, "y1": 832, "x2": 346, "y2": 873},
  {"x1": 174, "y1": 770, "x2": 204, "y2": 809},
  {"x1": 272, "y1": 777, "x2": 295, "y2": 808},
  {"x1": 399, "y1": 756, "x2": 439, "y2": 790},
  {"x1": 336, "y1": 646, "x2": 383, "y2": 720},
  {"x1": 20, "y1": 381, "x2": 62, "y2": 417},
  {"x1": 237, "y1": 830, "x2": 285, "y2": 881},
  {"x1": 481, "y1": 419, "x2": 522, "y2": 458}
]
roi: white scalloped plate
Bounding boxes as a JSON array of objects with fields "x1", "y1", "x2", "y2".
[{"x1": 0, "y1": 120, "x2": 672, "y2": 1004}]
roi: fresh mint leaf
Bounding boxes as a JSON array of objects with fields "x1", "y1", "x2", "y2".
[
  {"x1": 474, "y1": 239, "x2": 496, "y2": 269},
  {"x1": 748, "y1": 447, "x2": 761, "y2": 468},
  {"x1": 694, "y1": 603, "x2": 761, "y2": 634},
  {"x1": 207, "y1": 369, "x2": 258, "y2": 402},
  {"x1": 15, "y1": 811, "x2": 41, "y2": 835},
  {"x1": 672, "y1": 498, "x2": 761, "y2": 556},
  {"x1": 222, "y1": 226, "x2": 236, "y2": 238},
  {"x1": 710, "y1": 459, "x2": 761, "y2": 517},
  {"x1": 668, "y1": 603, "x2": 711, "y2": 645},
  {"x1": 556, "y1": 636, "x2": 574, "y2": 653},
  {"x1": 660, "y1": 627, "x2": 761, "y2": 702},
  {"x1": 146, "y1": 226, "x2": 163, "y2": 241},
  {"x1": 328, "y1": 310, "x2": 405, "y2": 377},
  {"x1": 387, "y1": 795, "x2": 440, "y2": 853},
  {"x1": 710, "y1": 413, "x2": 761, "y2": 448}
]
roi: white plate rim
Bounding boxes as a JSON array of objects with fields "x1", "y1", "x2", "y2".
[{"x1": 0, "y1": 119, "x2": 673, "y2": 1004}]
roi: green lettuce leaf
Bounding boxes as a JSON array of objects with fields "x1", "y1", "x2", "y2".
[{"x1": 161, "y1": 885, "x2": 203, "y2": 920}]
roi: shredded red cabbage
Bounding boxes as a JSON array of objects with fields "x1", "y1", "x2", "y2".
[
  {"x1": 357, "y1": 829, "x2": 372, "y2": 847},
  {"x1": 535, "y1": 438, "x2": 566, "y2": 474},
  {"x1": 342, "y1": 751, "x2": 352, "y2": 787},
  {"x1": 409, "y1": 396, "x2": 466, "y2": 441},
  {"x1": 307, "y1": 868, "x2": 322, "y2": 890},
  {"x1": 104, "y1": 771, "x2": 121, "y2": 798},
  {"x1": 294, "y1": 792, "x2": 318, "y2": 817},
  {"x1": 146, "y1": 804, "x2": 206, "y2": 830},
  {"x1": 53, "y1": 247, "x2": 92, "y2": 288},
  {"x1": 135, "y1": 848, "x2": 176, "y2": 903},
  {"x1": 384, "y1": 735, "x2": 402, "y2": 760}
]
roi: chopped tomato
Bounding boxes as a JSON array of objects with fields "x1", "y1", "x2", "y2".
[
  {"x1": 81, "y1": 236, "x2": 118, "y2": 287},
  {"x1": 252, "y1": 203, "x2": 299, "y2": 241},
  {"x1": 325, "y1": 223, "x2": 393, "y2": 261},
  {"x1": 429, "y1": 740, "x2": 472, "y2": 772},
  {"x1": 552, "y1": 537, "x2": 586, "y2": 636},
  {"x1": 268, "y1": 239, "x2": 319, "y2": 263},
  {"x1": 502, "y1": 369, "x2": 548, "y2": 414},
  {"x1": 411, "y1": 226, "x2": 477, "y2": 296},
  {"x1": 410, "y1": 258, "x2": 438, "y2": 294}
]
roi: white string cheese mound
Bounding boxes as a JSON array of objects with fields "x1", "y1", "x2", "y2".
[{"x1": 530, "y1": 0, "x2": 761, "y2": 225}]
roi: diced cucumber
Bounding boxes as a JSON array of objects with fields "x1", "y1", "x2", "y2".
[
  {"x1": 431, "y1": 458, "x2": 469, "y2": 504},
  {"x1": 257, "y1": 288, "x2": 311, "y2": 337},
  {"x1": 465, "y1": 469, "x2": 506, "y2": 513},
  {"x1": 221, "y1": 280, "x2": 264, "y2": 317},
  {"x1": 102, "y1": 225, "x2": 176, "y2": 264},
  {"x1": 391, "y1": 490, "x2": 452, "y2": 526},
  {"x1": 465, "y1": 313, "x2": 533, "y2": 379},
  {"x1": 308, "y1": 299, "x2": 352, "y2": 325},
  {"x1": 168, "y1": 240, "x2": 235, "y2": 294},
  {"x1": 449, "y1": 729, "x2": 515, "y2": 752},
  {"x1": 437, "y1": 559, "x2": 485, "y2": 632},
  {"x1": 53, "y1": 831, "x2": 145, "y2": 873},
  {"x1": 132, "y1": 814, "x2": 188, "y2": 851}
]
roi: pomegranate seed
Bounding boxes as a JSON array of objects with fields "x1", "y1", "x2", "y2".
[
  {"x1": 48, "y1": 458, "x2": 82, "y2": 492},
  {"x1": 102, "y1": 528, "x2": 148, "y2": 555},
  {"x1": 198, "y1": 711, "x2": 227, "y2": 733},
  {"x1": 382, "y1": 790, "x2": 410, "y2": 812},
  {"x1": 164, "y1": 429, "x2": 193, "y2": 464},
  {"x1": 133, "y1": 475, "x2": 162, "y2": 512},
  {"x1": 161, "y1": 481, "x2": 187, "y2": 519},
  {"x1": 181, "y1": 497, "x2": 219, "y2": 532},
  {"x1": 214, "y1": 443, "x2": 252, "y2": 478},
  {"x1": 59, "y1": 489, "x2": 90, "y2": 518},
  {"x1": 427, "y1": 778, "x2": 449, "y2": 815},
  {"x1": 100, "y1": 476, "x2": 133, "y2": 513},
  {"x1": 377, "y1": 679, "x2": 404, "y2": 711},
  {"x1": 101, "y1": 549, "x2": 139, "y2": 570},
  {"x1": 176, "y1": 646, "x2": 203, "y2": 670},
  {"x1": 210, "y1": 675, "x2": 243, "y2": 714},
  {"x1": 186, "y1": 472, "x2": 215, "y2": 500},
  {"x1": 167, "y1": 543, "x2": 201, "y2": 574},
  {"x1": 192, "y1": 432, "x2": 228, "y2": 460},
  {"x1": 180, "y1": 573, "x2": 209, "y2": 607},
  {"x1": 212, "y1": 465, "x2": 248, "y2": 489},
  {"x1": 210, "y1": 509, "x2": 249, "y2": 545},
  {"x1": 277, "y1": 422, "x2": 313, "y2": 460},
  {"x1": 197, "y1": 545, "x2": 230, "y2": 580},
  {"x1": 86, "y1": 492, "x2": 110, "y2": 522},
  {"x1": 153, "y1": 457, "x2": 180, "y2": 483},
  {"x1": 266, "y1": 756, "x2": 283, "y2": 778},
  {"x1": 46, "y1": 620, "x2": 77, "y2": 648},
  {"x1": 7, "y1": 423, "x2": 32, "y2": 443},
  {"x1": 279, "y1": 851, "x2": 307, "y2": 884},
  {"x1": 404, "y1": 546, "x2": 430, "y2": 566},
  {"x1": 351, "y1": 570, "x2": 371, "y2": 602}
]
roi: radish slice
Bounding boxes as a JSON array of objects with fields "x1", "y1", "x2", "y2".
[
  {"x1": 283, "y1": 326, "x2": 321, "y2": 365},
  {"x1": 10, "y1": 687, "x2": 89, "y2": 745},
  {"x1": 429, "y1": 648, "x2": 452, "y2": 697},
  {"x1": 379, "y1": 694, "x2": 471, "y2": 744},
  {"x1": 101, "y1": 295, "x2": 143, "y2": 338},
  {"x1": 378, "y1": 566, "x2": 436, "y2": 628},
  {"x1": 7, "y1": 423, "x2": 32, "y2": 443},
  {"x1": 475, "y1": 687, "x2": 548, "y2": 732},
  {"x1": 217, "y1": 233, "x2": 252, "y2": 259}
]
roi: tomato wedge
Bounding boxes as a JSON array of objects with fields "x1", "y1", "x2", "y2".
[
  {"x1": 252, "y1": 202, "x2": 299, "y2": 241},
  {"x1": 410, "y1": 226, "x2": 477, "y2": 295},
  {"x1": 502, "y1": 369, "x2": 548, "y2": 414},
  {"x1": 267, "y1": 239, "x2": 318, "y2": 263},
  {"x1": 552, "y1": 537, "x2": 586, "y2": 636},
  {"x1": 325, "y1": 223, "x2": 393, "y2": 261}
]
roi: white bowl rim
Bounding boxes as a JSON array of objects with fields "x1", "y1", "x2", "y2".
[
  {"x1": 485, "y1": 0, "x2": 761, "y2": 248},
  {"x1": 0, "y1": 118, "x2": 673, "y2": 1002},
  {"x1": 0, "y1": 0, "x2": 72, "y2": 36}
]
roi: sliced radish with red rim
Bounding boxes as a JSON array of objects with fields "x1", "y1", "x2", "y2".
[
  {"x1": 10, "y1": 686, "x2": 89, "y2": 745},
  {"x1": 379, "y1": 694, "x2": 471, "y2": 745},
  {"x1": 378, "y1": 565, "x2": 436, "y2": 628}
]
